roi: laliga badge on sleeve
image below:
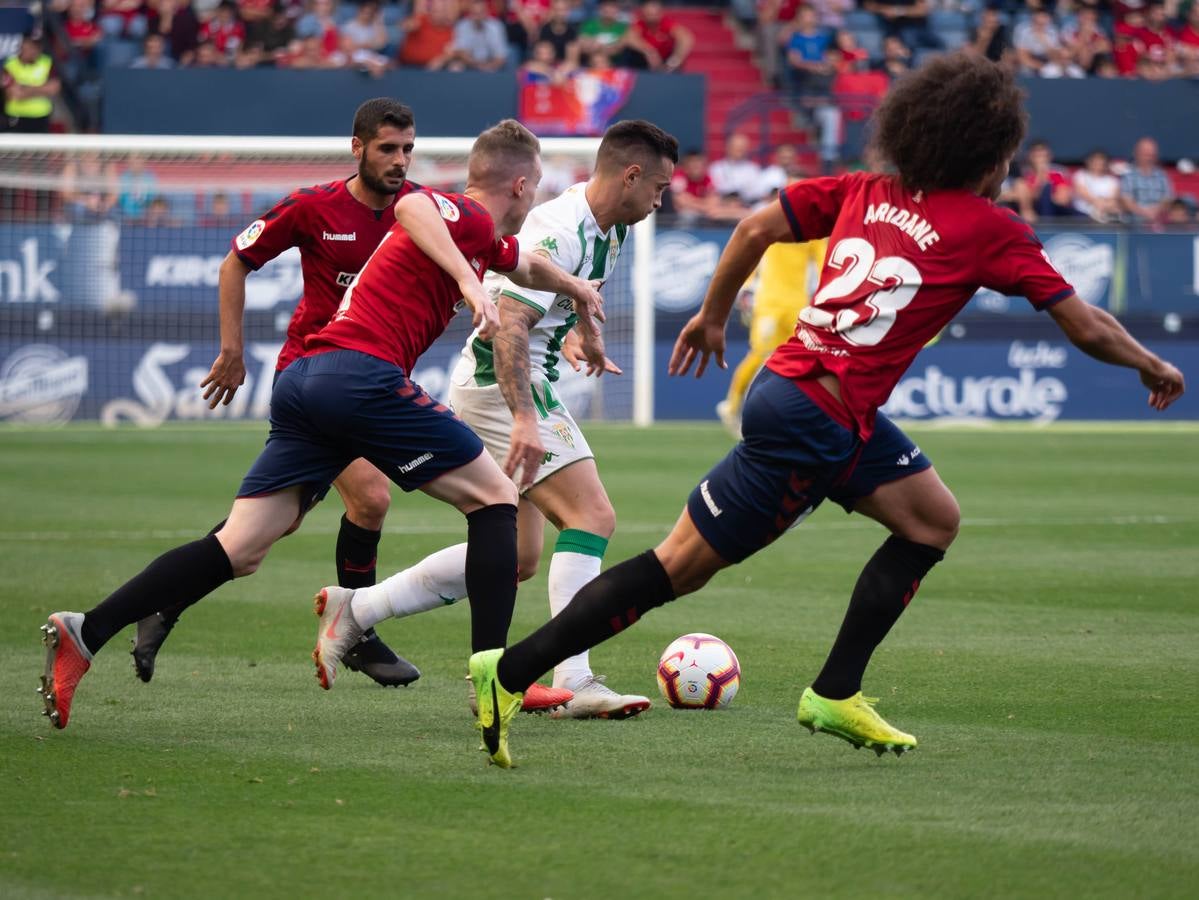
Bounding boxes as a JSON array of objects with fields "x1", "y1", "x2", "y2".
[{"x1": 236, "y1": 219, "x2": 266, "y2": 250}]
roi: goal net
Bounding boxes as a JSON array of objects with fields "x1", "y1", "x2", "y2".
[{"x1": 0, "y1": 134, "x2": 655, "y2": 428}]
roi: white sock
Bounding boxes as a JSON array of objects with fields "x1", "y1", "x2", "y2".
[
  {"x1": 350, "y1": 542, "x2": 469, "y2": 629},
  {"x1": 548, "y1": 529, "x2": 609, "y2": 689}
]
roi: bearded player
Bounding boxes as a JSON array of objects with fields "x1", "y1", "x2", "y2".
[
  {"x1": 467, "y1": 53, "x2": 1185, "y2": 768},
  {"x1": 131, "y1": 98, "x2": 429, "y2": 687},
  {"x1": 308, "y1": 120, "x2": 678, "y2": 719},
  {"x1": 38, "y1": 120, "x2": 606, "y2": 731}
]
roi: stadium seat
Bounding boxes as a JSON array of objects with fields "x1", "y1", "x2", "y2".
[
  {"x1": 851, "y1": 27, "x2": 884, "y2": 60},
  {"x1": 845, "y1": 10, "x2": 878, "y2": 31},
  {"x1": 940, "y1": 29, "x2": 970, "y2": 51},
  {"x1": 105, "y1": 39, "x2": 140, "y2": 70},
  {"x1": 929, "y1": 10, "x2": 969, "y2": 31}
]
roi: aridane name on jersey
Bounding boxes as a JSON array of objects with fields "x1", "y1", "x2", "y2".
[{"x1": 462, "y1": 183, "x2": 627, "y2": 385}]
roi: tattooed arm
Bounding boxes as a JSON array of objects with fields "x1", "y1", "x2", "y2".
[{"x1": 494, "y1": 294, "x2": 546, "y2": 489}]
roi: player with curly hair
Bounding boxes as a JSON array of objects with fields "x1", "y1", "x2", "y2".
[{"x1": 467, "y1": 52, "x2": 1185, "y2": 768}]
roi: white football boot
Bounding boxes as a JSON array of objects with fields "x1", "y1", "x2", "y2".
[
  {"x1": 550, "y1": 674, "x2": 651, "y2": 720},
  {"x1": 312, "y1": 587, "x2": 364, "y2": 690}
]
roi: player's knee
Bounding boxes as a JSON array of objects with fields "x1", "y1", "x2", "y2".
[
  {"x1": 517, "y1": 553, "x2": 539, "y2": 581},
  {"x1": 344, "y1": 486, "x2": 390, "y2": 531},
  {"x1": 226, "y1": 545, "x2": 270, "y2": 578},
  {"x1": 562, "y1": 499, "x2": 616, "y2": 540}
]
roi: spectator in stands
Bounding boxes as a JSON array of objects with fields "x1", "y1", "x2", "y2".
[
  {"x1": 578, "y1": 1, "x2": 629, "y2": 62},
  {"x1": 1120, "y1": 136, "x2": 1174, "y2": 222},
  {"x1": 444, "y1": 0, "x2": 509, "y2": 71},
  {"x1": 757, "y1": 143, "x2": 800, "y2": 197},
  {"x1": 1014, "y1": 139, "x2": 1074, "y2": 222},
  {"x1": 1072, "y1": 149, "x2": 1121, "y2": 222},
  {"x1": 238, "y1": 0, "x2": 277, "y2": 49},
  {"x1": 710, "y1": 133, "x2": 765, "y2": 206},
  {"x1": 809, "y1": 0, "x2": 854, "y2": 30},
  {"x1": 1113, "y1": 8, "x2": 1148, "y2": 74},
  {"x1": 1063, "y1": 3, "x2": 1112, "y2": 75},
  {"x1": 341, "y1": 0, "x2": 388, "y2": 55},
  {"x1": 142, "y1": 195, "x2": 177, "y2": 227},
  {"x1": 131, "y1": 33, "x2": 176, "y2": 68},
  {"x1": 330, "y1": 31, "x2": 390, "y2": 75},
  {"x1": 537, "y1": 0, "x2": 580, "y2": 66},
  {"x1": 863, "y1": 0, "x2": 942, "y2": 51},
  {"x1": 117, "y1": 153, "x2": 159, "y2": 218},
  {"x1": 1177, "y1": 3, "x2": 1199, "y2": 76},
  {"x1": 1140, "y1": 2, "x2": 1179, "y2": 74},
  {"x1": 280, "y1": 34, "x2": 332, "y2": 67},
  {"x1": 877, "y1": 33, "x2": 912, "y2": 78},
  {"x1": 148, "y1": 0, "x2": 201, "y2": 65},
  {"x1": 521, "y1": 38, "x2": 572, "y2": 81},
  {"x1": 202, "y1": 192, "x2": 243, "y2": 227},
  {"x1": 296, "y1": 0, "x2": 341, "y2": 57},
  {"x1": 190, "y1": 40, "x2": 228, "y2": 66},
  {"x1": 1093, "y1": 52, "x2": 1119, "y2": 76},
  {"x1": 200, "y1": 1, "x2": 246, "y2": 60},
  {"x1": 64, "y1": 0, "x2": 105, "y2": 69},
  {"x1": 399, "y1": 0, "x2": 459, "y2": 69},
  {"x1": 1015, "y1": 8, "x2": 1084, "y2": 77},
  {"x1": 2, "y1": 35, "x2": 60, "y2": 133},
  {"x1": 833, "y1": 29, "x2": 870, "y2": 72},
  {"x1": 669, "y1": 148, "x2": 749, "y2": 223},
  {"x1": 756, "y1": 0, "x2": 801, "y2": 86},
  {"x1": 1164, "y1": 197, "x2": 1196, "y2": 224},
  {"x1": 625, "y1": 1, "x2": 693, "y2": 72},
  {"x1": 969, "y1": 6, "x2": 1014, "y2": 66},
  {"x1": 506, "y1": 0, "x2": 554, "y2": 61},
  {"x1": 100, "y1": 0, "x2": 150, "y2": 40},
  {"x1": 246, "y1": 5, "x2": 297, "y2": 64},
  {"x1": 61, "y1": 152, "x2": 117, "y2": 222},
  {"x1": 784, "y1": 6, "x2": 833, "y2": 96}
]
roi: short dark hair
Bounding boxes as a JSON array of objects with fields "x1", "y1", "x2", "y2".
[
  {"x1": 871, "y1": 52, "x2": 1026, "y2": 193},
  {"x1": 468, "y1": 119, "x2": 541, "y2": 186},
  {"x1": 352, "y1": 98, "x2": 415, "y2": 143},
  {"x1": 596, "y1": 119, "x2": 679, "y2": 174}
]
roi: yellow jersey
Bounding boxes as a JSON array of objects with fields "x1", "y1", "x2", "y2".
[{"x1": 743, "y1": 238, "x2": 827, "y2": 315}]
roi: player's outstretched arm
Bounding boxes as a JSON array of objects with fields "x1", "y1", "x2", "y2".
[
  {"x1": 1049, "y1": 295, "x2": 1185, "y2": 410},
  {"x1": 507, "y1": 251, "x2": 606, "y2": 326},
  {"x1": 394, "y1": 193, "x2": 500, "y2": 338},
  {"x1": 200, "y1": 251, "x2": 253, "y2": 408},
  {"x1": 670, "y1": 200, "x2": 792, "y2": 378},
  {"x1": 494, "y1": 297, "x2": 546, "y2": 489}
]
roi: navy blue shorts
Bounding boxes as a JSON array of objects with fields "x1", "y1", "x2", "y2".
[
  {"x1": 238, "y1": 350, "x2": 484, "y2": 507},
  {"x1": 687, "y1": 369, "x2": 932, "y2": 563}
]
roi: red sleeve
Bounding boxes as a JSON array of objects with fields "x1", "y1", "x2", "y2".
[
  {"x1": 490, "y1": 235, "x2": 520, "y2": 273},
  {"x1": 778, "y1": 173, "x2": 858, "y2": 241},
  {"x1": 981, "y1": 213, "x2": 1075, "y2": 310},
  {"x1": 231, "y1": 191, "x2": 307, "y2": 270}
]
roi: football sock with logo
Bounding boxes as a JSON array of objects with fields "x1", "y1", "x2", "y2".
[
  {"x1": 350, "y1": 542, "x2": 469, "y2": 629},
  {"x1": 336, "y1": 514, "x2": 381, "y2": 590},
  {"x1": 80, "y1": 535, "x2": 234, "y2": 655},
  {"x1": 465, "y1": 504, "x2": 519, "y2": 653},
  {"x1": 154, "y1": 517, "x2": 228, "y2": 627},
  {"x1": 547, "y1": 529, "x2": 609, "y2": 689},
  {"x1": 810, "y1": 535, "x2": 945, "y2": 701},
  {"x1": 497, "y1": 549, "x2": 674, "y2": 694}
]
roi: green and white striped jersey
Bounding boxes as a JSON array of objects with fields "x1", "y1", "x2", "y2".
[{"x1": 455, "y1": 182, "x2": 628, "y2": 385}]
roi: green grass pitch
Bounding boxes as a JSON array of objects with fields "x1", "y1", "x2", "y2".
[{"x1": 1, "y1": 421, "x2": 1197, "y2": 899}]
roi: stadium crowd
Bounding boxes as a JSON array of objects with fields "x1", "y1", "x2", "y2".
[{"x1": 5, "y1": 0, "x2": 1199, "y2": 134}]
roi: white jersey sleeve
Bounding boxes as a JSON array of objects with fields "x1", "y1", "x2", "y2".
[{"x1": 484, "y1": 202, "x2": 583, "y2": 314}]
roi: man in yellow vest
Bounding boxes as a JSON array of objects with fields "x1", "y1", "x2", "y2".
[
  {"x1": 716, "y1": 179, "x2": 827, "y2": 436},
  {"x1": 3, "y1": 35, "x2": 60, "y2": 133}
]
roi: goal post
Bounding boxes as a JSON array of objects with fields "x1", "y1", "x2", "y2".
[{"x1": 0, "y1": 133, "x2": 656, "y2": 427}]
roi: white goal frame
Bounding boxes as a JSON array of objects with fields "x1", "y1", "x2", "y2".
[{"x1": 0, "y1": 133, "x2": 657, "y2": 425}]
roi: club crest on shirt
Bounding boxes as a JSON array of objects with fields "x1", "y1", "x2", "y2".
[
  {"x1": 235, "y1": 219, "x2": 266, "y2": 250},
  {"x1": 434, "y1": 193, "x2": 460, "y2": 222}
]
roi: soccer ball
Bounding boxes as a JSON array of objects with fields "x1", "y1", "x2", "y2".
[{"x1": 656, "y1": 633, "x2": 741, "y2": 709}]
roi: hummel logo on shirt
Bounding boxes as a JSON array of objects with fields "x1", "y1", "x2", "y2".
[{"x1": 323, "y1": 231, "x2": 356, "y2": 241}]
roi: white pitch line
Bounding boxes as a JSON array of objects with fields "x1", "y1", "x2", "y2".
[{"x1": 0, "y1": 514, "x2": 1194, "y2": 542}]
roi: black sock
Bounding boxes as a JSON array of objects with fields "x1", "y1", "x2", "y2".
[
  {"x1": 810, "y1": 535, "x2": 945, "y2": 700},
  {"x1": 155, "y1": 517, "x2": 228, "y2": 627},
  {"x1": 81, "y1": 534, "x2": 234, "y2": 655},
  {"x1": 336, "y1": 514, "x2": 381, "y2": 590},
  {"x1": 465, "y1": 503, "x2": 519, "y2": 653},
  {"x1": 497, "y1": 549, "x2": 675, "y2": 693}
]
